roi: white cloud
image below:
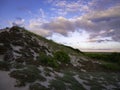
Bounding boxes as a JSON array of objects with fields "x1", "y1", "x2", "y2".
[
  {"x1": 41, "y1": 17, "x2": 76, "y2": 35},
  {"x1": 49, "y1": 0, "x2": 90, "y2": 16},
  {"x1": 9, "y1": 17, "x2": 25, "y2": 26},
  {"x1": 28, "y1": 1, "x2": 120, "y2": 42},
  {"x1": 82, "y1": 5, "x2": 120, "y2": 20},
  {"x1": 28, "y1": 17, "x2": 51, "y2": 37}
]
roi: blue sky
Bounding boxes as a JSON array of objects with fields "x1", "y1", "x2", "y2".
[{"x1": 0, "y1": 0, "x2": 120, "y2": 52}]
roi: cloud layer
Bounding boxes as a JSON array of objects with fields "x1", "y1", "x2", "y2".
[{"x1": 29, "y1": 0, "x2": 120, "y2": 42}]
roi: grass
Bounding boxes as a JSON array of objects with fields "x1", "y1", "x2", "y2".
[
  {"x1": 85, "y1": 52, "x2": 120, "y2": 62},
  {"x1": 85, "y1": 52, "x2": 120, "y2": 71},
  {"x1": 101, "y1": 61, "x2": 120, "y2": 71}
]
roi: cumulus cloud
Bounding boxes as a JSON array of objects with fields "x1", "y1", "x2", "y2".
[
  {"x1": 41, "y1": 17, "x2": 75, "y2": 35},
  {"x1": 79, "y1": 5, "x2": 120, "y2": 41},
  {"x1": 28, "y1": 17, "x2": 51, "y2": 37},
  {"x1": 29, "y1": 16, "x2": 75, "y2": 36},
  {"x1": 28, "y1": 0, "x2": 120, "y2": 42}
]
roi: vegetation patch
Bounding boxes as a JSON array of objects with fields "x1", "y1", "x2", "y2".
[
  {"x1": 85, "y1": 52, "x2": 120, "y2": 63},
  {"x1": 0, "y1": 61, "x2": 11, "y2": 71},
  {"x1": 29, "y1": 83, "x2": 49, "y2": 90},
  {"x1": 54, "y1": 51, "x2": 70, "y2": 63},
  {"x1": 12, "y1": 63, "x2": 25, "y2": 69},
  {"x1": 37, "y1": 51, "x2": 70, "y2": 68},
  {"x1": 38, "y1": 52, "x2": 58, "y2": 68},
  {"x1": 57, "y1": 72, "x2": 85, "y2": 90},
  {"x1": 101, "y1": 62, "x2": 120, "y2": 71},
  {"x1": 9, "y1": 65, "x2": 46, "y2": 86},
  {"x1": 50, "y1": 80, "x2": 66, "y2": 90},
  {"x1": 85, "y1": 52, "x2": 120, "y2": 71}
]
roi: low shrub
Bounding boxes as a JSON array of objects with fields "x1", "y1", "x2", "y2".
[
  {"x1": 54, "y1": 51, "x2": 70, "y2": 63},
  {"x1": 38, "y1": 52, "x2": 58, "y2": 68}
]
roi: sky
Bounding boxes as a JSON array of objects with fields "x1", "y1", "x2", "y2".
[{"x1": 0, "y1": 0, "x2": 120, "y2": 52}]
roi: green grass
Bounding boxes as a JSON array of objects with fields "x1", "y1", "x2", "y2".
[
  {"x1": 85, "y1": 52, "x2": 120, "y2": 63},
  {"x1": 101, "y1": 62, "x2": 120, "y2": 71},
  {"x1": 85, "y1": 52, "x2": 120, "y2": 71}
]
